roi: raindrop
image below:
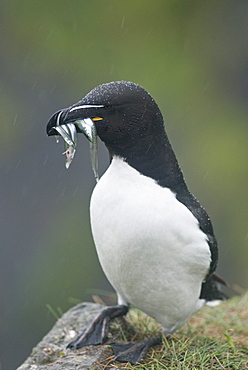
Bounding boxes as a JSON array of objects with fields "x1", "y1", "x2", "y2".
[
  {"x1": 121, "y1": 16, "x2": 125, "y2": 28},
  {"x1": 47, "y1": 30, "x2": 53, "y2": 40},
  {"x1": 13, "y1": 114, "x2": 18, "y2": 126},
  {"x1": 202, "y1": 171, "x2": 209, "y2": 182},
  {"x1": 50, "y1": 85, "x2": 56, "y2": 94},
  {"x1": 43, "y1": 155, "x2": 49, "y2": 166},
  {"x1": 15, "y1": 160, "x2": 21, "y2": 170},
  {"x1": 146, "y1": 28, "x2": 153, "y2": 38},
  {"x1": 62, "y1": 69, "x2": 69, "y2": 78},
  {"x1": 72, "y1": 187, "x2": 78, "y2": 197},
  {"x1": 31, "y1": 81, "x2": 37, "y2": 91}
]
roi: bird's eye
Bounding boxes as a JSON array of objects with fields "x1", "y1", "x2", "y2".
[{"x1": 104, "y1": 105, "x2": 113, "y2": 111}]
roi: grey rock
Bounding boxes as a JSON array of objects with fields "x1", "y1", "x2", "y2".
[{"x1": 17, "y1": 302, "x2": 118, "y2": 370}]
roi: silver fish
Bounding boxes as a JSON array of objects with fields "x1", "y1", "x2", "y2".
[
  {"x1": 52, "y1": 118, "x2": 99, "y2": 181},
  {"x1": 54, "y1": 123, "x2": 77, "y2": 148},
  {"x1": 63, "y1": 142, "x2": 76, "y2": 169},
  {"x1": 75, "y1": 118, "x2": 99, "y2": 182},
  {"x1": 54, "y1": 123, "x2": 78, "y2": 169}
]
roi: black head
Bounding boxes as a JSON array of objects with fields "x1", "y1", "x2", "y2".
[
  {"x1": 47, "y1": 81, "x2": 184, "y2": 188},
  {"x1": 47, "y1": 81, "x2": 166, "y2": 156}
]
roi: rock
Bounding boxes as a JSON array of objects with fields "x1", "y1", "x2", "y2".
[{"x1": 17, "y1": 302, "x2": 119, "y2": 370}]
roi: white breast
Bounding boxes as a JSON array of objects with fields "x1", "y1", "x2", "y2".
[{"x1": 90, "y1": 157, "x2": 211, "y2": 333}]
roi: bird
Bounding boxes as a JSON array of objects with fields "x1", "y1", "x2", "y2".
[{"x1": 46, "y1": 81, "x2": 226, "y2": 364}]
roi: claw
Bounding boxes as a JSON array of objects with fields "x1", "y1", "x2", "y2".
[
  {"x1": 110, "y1": 334, "x2": 162, "y2": 364},
  {"x1": 67, "y1": 305, "x2": 128, "y2": 349}
]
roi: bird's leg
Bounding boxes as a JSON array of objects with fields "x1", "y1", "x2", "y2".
[
  {"x1": 68, "y1": 304, "x2": 163, "y2": 364},
  {"x1": 110, "y1": 333, "x2": 163, "y2": 364},
  {"x1": 67, "y1": 304, "x2": 129, "y2": 349}
]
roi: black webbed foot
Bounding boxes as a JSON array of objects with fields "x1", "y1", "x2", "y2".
[
  {"x1": 110, "y1": 333, "x2": 162, "y2": 364},
  {"x1": 67, "y1": 304, "x2": 128, "y2": 349}
]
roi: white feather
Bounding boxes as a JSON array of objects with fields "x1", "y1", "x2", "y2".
[
  {"x1": 69, "y1": 104, "x2": 104, "y2": 112},
  {"x1": 90, "y1": 157, "x2": 211, "y2": 333}
]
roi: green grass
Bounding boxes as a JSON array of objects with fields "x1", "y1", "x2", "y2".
[{"x1": 99, "y1": 293, "x2": 248, "y2": 369}]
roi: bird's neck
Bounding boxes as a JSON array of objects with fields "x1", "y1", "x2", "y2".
[{"x1": 111, "y1": 134, "x2": 187, "y2": 193}]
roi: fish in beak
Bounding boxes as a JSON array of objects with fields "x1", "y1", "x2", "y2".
[{"x1": 46, "y1": 107, "x2": 102, "y2": 182}]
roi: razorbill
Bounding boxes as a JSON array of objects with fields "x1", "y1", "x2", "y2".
[{"x1": 46, "y1": 81, "x2": 226, "y2": 364}]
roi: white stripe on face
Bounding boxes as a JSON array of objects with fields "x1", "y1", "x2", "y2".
[
  {"x1": 69, "y1": 104, "x2": 104, "y2": 112},
  {"x1": 56, "y1": 110, "x2": 63, "y2": 126}
]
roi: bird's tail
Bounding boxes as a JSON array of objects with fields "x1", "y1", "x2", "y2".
[{"x1": 200, "y1": 273, "x2": 228, "y2": 302}]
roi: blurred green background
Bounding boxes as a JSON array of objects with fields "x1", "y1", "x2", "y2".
[{"x1": 1, "y1": 1, "x2": 248, "y2": 369}]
